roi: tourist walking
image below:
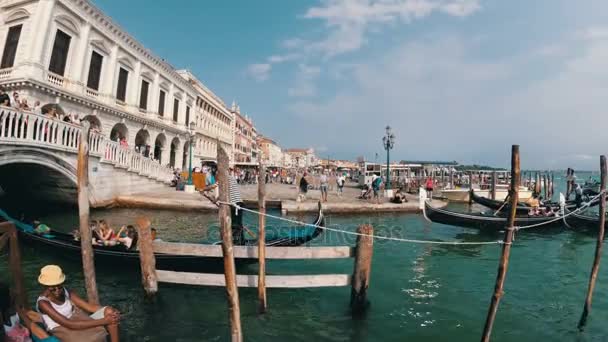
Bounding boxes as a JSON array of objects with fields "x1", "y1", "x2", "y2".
[
  {"x1": 425, "y1": 177, "x2": 434, "y2": 200},
  {"x1": 372, "y1": 174, "x2": 382, "y2": 204},
  {"x1": 320, "y1": 171, "x2": 329, "y2": 202},
  {"x1": 298, "y1": 172, "x2": 309, "y2": 202},
  {"x1": 337, "y1": 173, "x2": 346, "y2": 197}
]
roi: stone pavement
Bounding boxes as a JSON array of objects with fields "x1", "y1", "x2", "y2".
[{"x1": 108, "y1": 182, "x2": 445, "y2": 214}]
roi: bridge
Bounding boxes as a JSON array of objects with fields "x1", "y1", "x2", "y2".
[{"x1": 0, "y1": 106, "x2": 175, "y2": 206}]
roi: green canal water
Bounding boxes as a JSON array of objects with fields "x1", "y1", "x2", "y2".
[{"x1": 2, "y1": 173, "x2": 608, "y2": 341}]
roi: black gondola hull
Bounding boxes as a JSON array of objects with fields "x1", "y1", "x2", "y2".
[{"x1": 424, "y1": 201, "x2": 563, "y2": 232}]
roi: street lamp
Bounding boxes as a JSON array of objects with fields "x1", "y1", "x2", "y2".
[
  {"x1": 187, "y1": 122, "x2": 195, "y2": 186},
  {"x1": 382, "y1": 125, "x2": 395, "y2": 189}
]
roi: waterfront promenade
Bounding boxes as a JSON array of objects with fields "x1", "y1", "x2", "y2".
[{"x1": 112, "y1": 182, "x2": 444, "y2": 213}]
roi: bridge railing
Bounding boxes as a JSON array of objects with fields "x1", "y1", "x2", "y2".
[{"x1": 0, "y1": 107, "x2": 173, "y2": 183}]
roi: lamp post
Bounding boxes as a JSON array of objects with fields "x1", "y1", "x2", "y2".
[
  {"x1": 185, "y1": 122, "x2": 196, "y2": 193},
  {"x1": 382, "y1": 125, "x2": 395, "y2": 190}
]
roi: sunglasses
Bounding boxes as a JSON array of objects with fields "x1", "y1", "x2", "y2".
[{"x1": 47, "y1": 285, "x2": 64, "y2": 292}]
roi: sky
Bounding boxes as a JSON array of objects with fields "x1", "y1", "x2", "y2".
[{"x1": 95, "y1": 0, "x2": 608, "y2": 170}]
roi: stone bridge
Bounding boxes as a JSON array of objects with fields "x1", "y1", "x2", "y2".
[{"x1": 0, "y1": 107, "x2": 174, "y2": 206}]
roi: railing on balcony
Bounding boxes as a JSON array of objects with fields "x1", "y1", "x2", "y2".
[
  {"x1": 0, "y1": 68, "x2": 12, "y2": 81},
  {"x1": 46, "y1": 72, "x2": 65, "y2": 87},
  {"x1": 85, "y1": 87, "x2": 99, "y2": 98},
  {"x1": 0, "y1": 106, "x2": 173, "y2": 183}
]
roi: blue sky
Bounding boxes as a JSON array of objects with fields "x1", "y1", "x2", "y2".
[{"x1": 97, "y1": 0, "x2": 608, "y2": 170}]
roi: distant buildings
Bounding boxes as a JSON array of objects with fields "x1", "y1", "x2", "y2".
[
  {"x1": 283, "y1": 148, "x2": 316, "y2": 169},
  {"x1": 231, "y1": 102, "x2": 257, "y2": 166},
  {"x1": 257, "y1": 136, "x2": 284, "y2": 168}
]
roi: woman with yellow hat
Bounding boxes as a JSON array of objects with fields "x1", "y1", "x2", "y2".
[{"x1": 35, "y1": 265, "x2": 121, "y2": 342}]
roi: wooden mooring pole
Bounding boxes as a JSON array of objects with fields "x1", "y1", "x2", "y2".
[
  {"x1": 578, "y1": 155, "x2": 607, "y2": 330},
  {"x1": 217, "y1": 146, "x2": 243, "y2": 342},
  {"x1": 468, "y1": 171, "x2": 474, "y2": 205},
  {"x1": 77, "y1": 121, "x2": 99, "y2": 305},
  {"x1": 137, "y1": 217, "x2": 157, "y2": 296},
  {"x1": 351, "y1": 224, "x2": 374, "y2": 314},
  {"x1": 543, "y1": 174, "x2": 548, "y2": 199},
  {"x1": 550, "y1": 173, "x2": 555, "y2": 200},
  {"x1": 491, "y1": 171, "x2": 497, "y2": 200},
  {"x1": 481, "y1": 145, "x2": 520, "y2": 342},
  {"x1": 257, "y1": 159, "x2": 267, "y2": 313},
  {"x1": 1, "y1": 222, "x2": 26, "y2": 309},
  {"x1": 535, "y1": 172, "x2": 541, "y2": 195}
]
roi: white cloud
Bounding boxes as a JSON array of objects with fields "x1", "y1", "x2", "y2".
[
  {"x1": 300, "y1": 0, "x2": 481, "y2": 57},
  {"x1": 283, "y1": 32, "x2": 608, "y2": 169},
  {"x1": 247, "y1": 63, "x2": 271, "y2": 82},
  {"x1": 247, "y1": 0, "x2": 480, "y2": 81},
  {"x1": 288, "y1": 64, "x2": 322, "y2": 97}
]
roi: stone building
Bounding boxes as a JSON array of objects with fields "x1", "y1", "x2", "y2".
[
  {"x1": 284, "y1": 148, "x2": 316, "y2": 169},
  {"x1": 231, "y1": 102, "x2": 257, "y2": 167},
  {"x1": 0, "y1": 0, "x2": 233, "y2": 170},
  {"x1": 257, "y1": 135, "x2": 284, "y2": 168}
]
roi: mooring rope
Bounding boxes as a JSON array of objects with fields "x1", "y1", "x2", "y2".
[{"x1": 216, "y1": 201, "x2": 503, "y2": 246}]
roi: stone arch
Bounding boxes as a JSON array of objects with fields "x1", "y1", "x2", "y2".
[
  {"x1": 154, "y1": 133, "x2": 166, "y2": 163},
  {"x1": 169, "y1": 137, "x2": 180, "y2": 168},
  {"x1": 110, "y1": 122, "x2": 128, "y2": 142},
  {"x1": 135, "y1": 129, "x2": 150, "y2": 156},
  {"x1": 40, "y1": 103, "x2": 66, "y2": 117},
  {"x1": 0, "y1": 146, "x2": 86, "y2": 204},
  {"x1": 81, "y1": 114, "x2": 101, "y2": 131}
]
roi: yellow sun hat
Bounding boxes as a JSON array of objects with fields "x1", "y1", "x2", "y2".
[{"x1": 38, "y1": 265, "x2": 66, "y2": 286}]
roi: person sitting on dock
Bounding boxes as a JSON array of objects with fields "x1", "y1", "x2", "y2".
[
  {"x1": 390, "y1": 188, "x2": 408, "y2": 204},
  {"x1": 36, "y1": 265, "x2": 120, "y2": 342},
  {"x1": 201, "y1": 167, "x2": 219, "y2": 203}
]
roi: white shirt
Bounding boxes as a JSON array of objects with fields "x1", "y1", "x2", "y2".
[{"x1": 37, "y1": 288, "x2": 74, "y2": 331}]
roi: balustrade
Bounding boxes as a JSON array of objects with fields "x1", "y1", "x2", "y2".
[{"x1": 0, "y1": 107, "x2": 173, "y2": 182}]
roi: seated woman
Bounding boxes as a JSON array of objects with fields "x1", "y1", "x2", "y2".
[
  {"x1": 117, "y1": 225, "x2": 138, "y2": 251},
  {"x1": 97, "y1": 220, "x2": 118, "y2": 247},
  {"x1": 36, "y1": 265, "x2": 120, "y2": 342}
]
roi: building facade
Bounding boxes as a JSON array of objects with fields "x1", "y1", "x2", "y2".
[
  {"x1": 231, "y1": 102, "x2": 257, "y2": 166},
  {"x1": 284, "y1": 148, "x2": 316, "y2": 169},
  {"x1": 0, "y1": 0, "x2": 233, "y2": 170},
  {"x1": 257, "y1": 136, "x2": 284, "y2": 167}
]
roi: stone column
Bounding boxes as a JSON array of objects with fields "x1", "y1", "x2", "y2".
[
  {"x1": 25, "y1": 0, "x2": 57, "y2": 79},
  {"x1": 71, "y1": 22, "x2": 91, "y2": 87},
  {"x1": 150, "y1": 72, "x2": 160, "y2": 116},
  {"x1": 166, "y1": 84, "x2": 175, "y2": 122},
  {"x1": 130, "y1": 61, "x2": 142, "y2": 107},
  {"x1": 101, "y1": 44, "x2": 119, "y2": 103}
]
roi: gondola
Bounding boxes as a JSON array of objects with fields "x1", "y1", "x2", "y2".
[
  {"x1": 564, "y1": 208, "x2": 604, "y2": 231},
  {"x1": 0, "y1": 205, "x2": 325, "y2": 272},
  {"x1": 469, "y1": 190, "x2": 533, "y2": 215},
  {"x1": 469, "y1": 190, "x2": 580, "y2": 215},
  {"x1": 423, "y1": 200, "x2": 563, "y2": 232}
]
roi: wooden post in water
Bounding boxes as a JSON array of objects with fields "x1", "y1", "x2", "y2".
[
  {"x1": 449, "y1": 167, "x2": 454, "y2": 189},
  {"x1": 578, "y1": 155, "x2": 607, "y2": 330},
  {"x1": 543, "y1": 174, "x2": 548, "y2": 199},
  {"x1": 217, "y1": 145, "x2": 243, "y2": 342},
  {"x1": 535, "y1": 172, "x2": 541, "y2": 195},
  {"x1": 257, "y1": 159, "x2": 267, "y2": 314},
  {"x1": 351, "y1": 224, "x2": 374, "y2": 314},
  {"x1": 491, "y1": 171, "x2": 497, "y2": 200},
  {"x1": 481, "y1": 145, "x2": 520, "y2": 342},
  {"x1": 1, "y1": 223, "x2": 26, "y2": 308},
  {"x1": 550, "y1": 174, "x2": 555, "y2": 200},
  {"x1": 77, "y1": 121, "x2": 99, "y2": 305},
  {"x1": 468, "y1": 171, "x2": 474, "y2": 204},
  {"x1": 137, "y1": 217, "x2": 157, "y2": 296}
]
